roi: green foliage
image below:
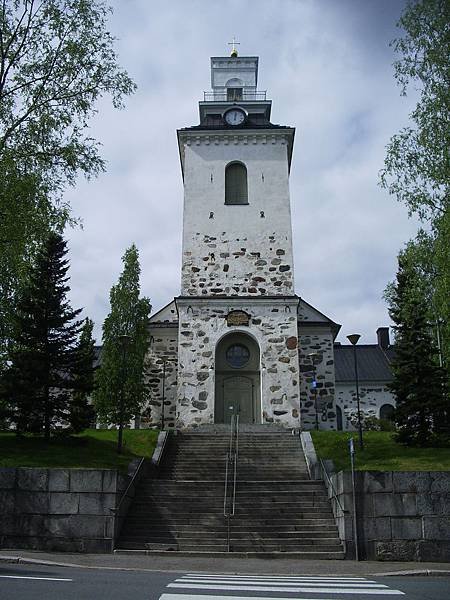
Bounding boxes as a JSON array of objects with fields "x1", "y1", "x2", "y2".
[
  {"x1": 94, "y1": 245, "x2": 151, "y2": 434},
  {"x1": 70, "y1": 317, "x2": 96, "y2": 432},
  {"x1": 380, "y1": 0, "x2": 449, "y2": 220},
  {"x1": 311, "y1": 430, "x2": 450, "y2": 471},
  {"x1": 0, "y1": 0, "x2": 136, "y2": 365},
  {"x1": 387, "y1": 252, "x2": 449, "y2": 446},
  {"x1": 381, "y1": 0, "x2": 450, "y2": 375},
  {"x1": 0, "y1": 428, "x2": 159, "y2": 472},
  {"x1": 0, "y1": 232, "x2": 84, "y2": 439}
]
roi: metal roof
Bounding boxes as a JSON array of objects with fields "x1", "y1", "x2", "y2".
[{"x1": 334, "y1": 344, "x2": 395, "y2": 383}]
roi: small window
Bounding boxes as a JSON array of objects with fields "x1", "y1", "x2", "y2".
[
  {"x1": 225, "y1": 162, "x2": 248, "y2": 205},
  {"x1": 226, "y1": 344, "x2": 250, "y2": 368},
  {"x1": 227, "y1": 87, "x2": 243, "y2": 101}
]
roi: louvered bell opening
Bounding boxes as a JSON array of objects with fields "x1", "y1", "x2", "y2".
[{"x1": 225, "y1": 163, "x2": 248, "y2": 205}]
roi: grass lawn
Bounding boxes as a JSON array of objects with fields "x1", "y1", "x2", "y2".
[
  {"x1": 311, "y1": 430, "x2": 450, "y2": 472},
  {"x1": 0, "y1": 428, "x2": 159, "y2": 472}
]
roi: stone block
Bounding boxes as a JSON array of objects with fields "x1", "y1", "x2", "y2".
[
  {"x1": 393, "y1": 472, "x2": 431, "y2": 494},
  {"x1": 373, "y1": 493, "x2": 417, "y2": 517},
  {"x1": 67, "y1": 514, "x2": 106, "y2": 538},
  {"x1": 102, "y1": 470, "x2": 118, "y2": 493},
  {"x1": 16, "y1": 491, "x2": 49, "y2": 514},
  {"x1": 429, "y1": 472, "x2": 450, "y2": 494},
  {"x1": 70, "y1": 470, "x2": 103, "y2": 492},
  {"x1": 79, "y1": 493, "x2": 116, "y2": 515},
  {"x1": 375, "y1": 540, "x2": 417, "y2": 561},
  {"x1": 362, "y1": 471, "x2": 393, "y2": 493},
  {"x1": 358, "y1": 493, "x2": 374, "y2": 516},
  {"x1": 416, "y1": 540, "x2": 450, "y2": 562},
  {"x1": 0, "y1": 514, "x2": 18, "y2": 535},
  {"x1": 17, "y1": 514, "x2": 46, "y2": 536},
  {"x1": 417, "y1": 493, "x2": 450, "y2": 517},
  {"x1": 391, "y1": 517, "x2": 422, "y2": 540},
  {"x1": 0, "y1": 468, "x2": 16, "y2": 490},
  {"x1": 364, "y1": 517, "x2": 392, "y2": 540},
  {"x1": 49, "y1": 493, "x2": 80, "y2": 514},
  {"x1": 17, "y1": 468, "x2": 48, "y2": 491},
  {"x1": 48, "y1": 469, "x2": 70, "y2": 492},
  {"x1": 423, "y1": 516, "x2": 450, "y2": 540},
  {"x1": 0, "y1": 490, "x2": 16, "y2": 513}
]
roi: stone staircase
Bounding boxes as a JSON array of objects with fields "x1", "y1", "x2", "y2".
[{"x1": 116, "y1": 426, "x2": 344, "y2": 557}]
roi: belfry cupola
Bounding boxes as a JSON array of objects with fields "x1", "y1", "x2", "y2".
[{"x1": 199, "y1": 53, "x2": 272, "y2": 127}]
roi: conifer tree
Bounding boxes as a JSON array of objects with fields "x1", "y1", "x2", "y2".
[
  {"x1": 387, "y1": 252, "x2": 449, "y2": 446},
  {"x1": 94, "y1": 245, "x2": 151, "y2": 452},
  {"x1": 1, "y1": 233, "x2": 83, "y2": 439},
  {"x1": 70, "y1": 317, "x2": 96, "y2": 432}
]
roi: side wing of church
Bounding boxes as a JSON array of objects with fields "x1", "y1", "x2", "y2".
[{"x1": 143, "y1": 52, "x2": 395, "y2": 431}]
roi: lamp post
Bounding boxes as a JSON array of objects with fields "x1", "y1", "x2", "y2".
[
  {"x1": 161, "y1": 358, "x2": 167, "y2": 430},
  {"x1": 307, "y1": 352, "x2": 319, "y2": 430},
  {"x1": 117, "y1": 334, "x2": 131, "y2": 454},
  {"x1": 347, "y1": 334, "x2": 363, "y2": 450}
]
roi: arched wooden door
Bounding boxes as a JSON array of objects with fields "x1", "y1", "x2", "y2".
[{"x1": 214, "y1": 333, "x2": 260, "y2": 424}]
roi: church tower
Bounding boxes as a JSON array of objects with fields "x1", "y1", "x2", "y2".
[{"x1": 175, "y1": 50, "x2": 301, "y2": 428}]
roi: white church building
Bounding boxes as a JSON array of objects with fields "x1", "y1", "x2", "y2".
[{"x1": 144, "y1": 51, "x2": 395, "y2": 431}]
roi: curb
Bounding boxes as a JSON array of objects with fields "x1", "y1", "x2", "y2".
[
  {"x1": 375, "y1": 569, "x2": 450, "y2": 577},
  {"x1": 1, "y1": 554, "x2": 450, "y2": 577}
]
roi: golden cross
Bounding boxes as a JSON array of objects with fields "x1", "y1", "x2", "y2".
[{"x1": 227, "y1": 37, "x2": 240, "y2": 56}]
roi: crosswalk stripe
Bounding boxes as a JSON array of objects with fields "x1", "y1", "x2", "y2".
[
  {"x1": 0, "y1": 575, "x2": 73, "y2": 582},
  {"x1": 162, "y1": 596, "x2": 379, "y2": 600},
  {"x1": 184, "y1": 573, "x2": 370, "y2": 581},
  {"x1": 176, "y1": 578, "x2": 388, "y2": 588},
  {"x1": 168, "y1": 582, "x2": 404, "y2": 595}
]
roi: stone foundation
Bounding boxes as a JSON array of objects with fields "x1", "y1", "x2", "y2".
[
  {"x1": 326, "y1": 470, "x2": 450, "y2": 561},
  {"x1": 0, "y1": 467, "x2": 127, "y2": 553}
]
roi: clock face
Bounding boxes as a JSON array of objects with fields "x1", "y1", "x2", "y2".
[{"x1": 224, "y1": 108, "x2": 246, "y2": 126}]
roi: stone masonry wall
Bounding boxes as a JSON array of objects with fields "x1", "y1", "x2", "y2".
[
  {"x1": 335, "y1": 383, "x2": 394, "y2": 430},
  {"x1": 180, "y1": 132, "x2": 295, "y2": 297},
  {"x1": 181, "y1": 235, "x2": 293, "y2": 296},
  {"x1": 298, "y1": 327, "x2": 337, "y2": 430},
  {"x1": 0, "y1": 468, "x2": 127, "y2": 553},
  {"x1": 328, "y1": 470, "x2": 450, "y2": 561},
  {"x1": 176, "y1": 298, "x2": 300, "y2": 429},
  {"x1": 143, "y1": 328, "x2": 178, "y2": 429}
]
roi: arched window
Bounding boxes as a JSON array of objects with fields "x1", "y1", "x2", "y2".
[
  {"x1": 225, "y1": 162, "x2": 248, "y2": 205},
  {"x1": 380, "y1": 403, "x2": 395, "y2": 421},
  {"x1": 336, "y1": 405, "x2": 343, "y2": 431},
  {"x1": 226, "y1": 78, "x2": 243, "y2": 101}
]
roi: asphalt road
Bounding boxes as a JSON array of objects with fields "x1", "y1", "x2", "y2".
[{"x1": 0, "y1": 563, "x2": 449, "y2": 600}]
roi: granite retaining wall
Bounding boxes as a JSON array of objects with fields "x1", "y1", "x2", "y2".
[
  {"x1": 0, "y1": 467, "x2": 128, "y2": 553},
  {"x1": 327, "y1": 470, "x2": 450, "y2": 561}
]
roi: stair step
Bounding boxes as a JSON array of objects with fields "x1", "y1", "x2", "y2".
[{"x1": 118, "y1": 430, "x2": 341, "y2": 558}]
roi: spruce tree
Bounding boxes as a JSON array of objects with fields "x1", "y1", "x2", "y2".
[
  {"x1": 94, "y1": 245, "x2": 151, "y2": 452},
  {"x1": 1, "y1": 233, "x2": 83, "y2": 440},
  {"x1": 70, "y1": 317, "x2": 96, "y2": 433},
  {"x1": 387, "y1": 252, "x2": 449, "y2": 446}
]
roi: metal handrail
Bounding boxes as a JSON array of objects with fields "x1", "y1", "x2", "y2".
[
  {"x1": 203, "y1": 91, "x2": 267, "y2": 102},
  {"x1": 319, "y1": 458, "x2": 346, "y2": 516},
  {"x1": 223, "y1": 451, "x2": 230, "y2": 517},
  {"x1": 223, "y1": 414, "x2": 240, "y2": 551},
  {"x1": 231, "y1": 414, "x2": 239, "y2": 516},
  {"x1": 115, "y1": 456, "x2": 146, "y2": 514}
]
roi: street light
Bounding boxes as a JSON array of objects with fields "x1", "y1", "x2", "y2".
[
  {"x1": 117, "y1": 334, "x2": 131, "y2": 454},
  {"x1": 307, "y1": 352, "x2": 319, "y2": 430},
  {"x1": 347, "y1": 334, "x2": 363, "y2": 450},
  {"x1": 161, "y1": 357, "x2": 167, "y2": 430}
]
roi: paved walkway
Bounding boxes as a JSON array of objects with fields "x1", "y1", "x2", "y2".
[{"x1": 0, "y1": 550, "x2": 449, "y2": 576}]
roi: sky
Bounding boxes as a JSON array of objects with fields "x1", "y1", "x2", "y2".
[{"x1": 64, "y1": 0, "x2": 421, "y2": 346}]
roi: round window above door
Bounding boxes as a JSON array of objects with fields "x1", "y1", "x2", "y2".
[{"x1": 226, "y1": 344, "x2": 250, "y2": 368}]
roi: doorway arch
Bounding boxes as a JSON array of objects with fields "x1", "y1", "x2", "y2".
[{"x1": 214, "y1": 332, "x2": 260, "y2": 424}]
